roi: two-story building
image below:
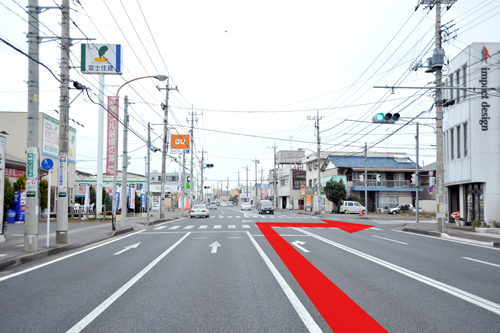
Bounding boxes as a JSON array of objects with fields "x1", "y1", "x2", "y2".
[
  {"x1": 274, "y1": 150, "x2": 306, "y2": 209},
  {"x1": 443, "y1": 42, "x2": 499, "y2": 224}
]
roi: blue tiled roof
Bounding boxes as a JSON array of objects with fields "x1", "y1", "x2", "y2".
[{"x1": 328, "y1": 155, "x2": 418, "y2": 169}]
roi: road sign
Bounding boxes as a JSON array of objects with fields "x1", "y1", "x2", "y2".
[
  {"x1": 428, "y1": 170, "x2": 434, "y2": 176},
  {"x1": 428, "y1": 186, "x2": 434, "y2": 194},
  {"x1": 41, "y1": 158, "x2": 54, "y2": 170}
]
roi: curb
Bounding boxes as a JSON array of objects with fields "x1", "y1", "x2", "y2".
[
  {"x1": 403, "y1": 227, "x2": 500, "y2": 248},
  {"x1": 402, "y1": 227, "x2": 442, "y2": 237}
]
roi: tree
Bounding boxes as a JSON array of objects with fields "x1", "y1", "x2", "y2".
[
  {"x1": 134, "y1": 192, "x2": 140, "y2": 213},
  {"x1": 102, "y1": 188, "x2": 112, "y2": 211},
  {"x1": 4, "y1": 177, "x2": 14, "y2": 212},
  {"x1": 13, "y1": 175, "x2": 26, "y2": 191},
  {"x1": 324, "y1": 178, "x2": 347, "y2": 211},
  {"x1": 90, "y1": 186, "x2": 96, "y2": 205},
  {"x1": 39, "y1": 179, "x2": 48, "y2": 210}
]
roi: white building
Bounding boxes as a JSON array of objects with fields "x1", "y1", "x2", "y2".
[{"x1": 443, "y1": 42, "x2": 499, "y2": 224}]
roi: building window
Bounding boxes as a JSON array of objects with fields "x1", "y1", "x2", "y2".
[
  {"x1": 450, "y1": 74, "x2": 454, "y2": 101},
  {"x1": 462, "y1": 65, "x2": 467, "y2": 100},
  {"x1": 443, "y1": 132, "x2": 448, "y2": 163},
  {"x1": 450, "y1": 128, "x2": 454, "y2": 160},
  {"x1": 293, "y1": 178, "x2": 306, "y2": 190},
  {"x1": 456, "y1": 126, "x2": 461, "y2": 159},
  {"x1": 309, "y1": 179, "x2": 312, "y2": 187},
  {"x1": 456, "y1": 70, "x2": 460, "y2": 103},
  {"x1": 463, "y1": 122, "x2": 468, "y2": 157}
]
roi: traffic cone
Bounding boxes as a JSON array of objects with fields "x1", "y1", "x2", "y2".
[{"x1": 359, "y1": 209, "x2": 364, "y2": 217}]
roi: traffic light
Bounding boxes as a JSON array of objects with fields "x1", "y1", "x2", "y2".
[
  {"x1": 203, "y1": 164, "x2": 214, "y2": 168},
  {"x1": 376, "y1": 174, "x2": 382, "y2": 182},
  {"x1": 359, "y1": 174, "x2": 364, "y2": 182},
  {"x1": 411, "y1": 174, "x2": 418, "y2": 186},
  {"x1": 187, "y1": 176, "x2": 191, "y2": 182},
  {"x1": 372, "y1": 112, "x2": 400, "y2": 124}
]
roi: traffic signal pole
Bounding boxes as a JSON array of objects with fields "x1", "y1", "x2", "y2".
[{"x1": 416, "y1": 122, "x2": 420, "y2": 223}]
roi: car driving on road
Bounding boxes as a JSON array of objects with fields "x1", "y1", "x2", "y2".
[
  {"x1": 190, "y1": 204, "x2": 209, "y2": 218},
  {"x1": 258, "y1": 200, "x2": 274, "y2": 214},
  {"x1": 209, "y1": 202, "x2": 217, "y2": 210},
  {"x1": 241, "y1": 203, "x2": 251, "y2": 210}
]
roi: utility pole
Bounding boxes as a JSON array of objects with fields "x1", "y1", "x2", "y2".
[
  {"x1": 56, "y1": 0, "x2": 70, "y2": 244},
  {"x1": 260, "y1": 168, "x2": 264, "y2": 200},
  {"x1": 253, "y1": 158, "x2": 260, "y2": 205},
  {"x1": 200, "y1": 149, "x2": 205, "y2": 202},
  {"x1": 25, "y1": 0, "x2": 40, "y2": 252},
  {"x1": 157, "y1": 78, "x2": 177, "y2": 219},
  {"x1": 188, "y1": 109, "x2": 197, "y2": 209},
  {"x1": 434, "y1": 1, "x2": 446, "y2": 232},
  {"x1": 364, "y1": 142, "x2": 368, "y2": 218},
  {"x1": 146, "y1": 122, "x2": 151, "y2": 223},
  {"x1": 120, "y1": 96, "x2": 129, "y2": 228},
  {"x1": 416, "y1": 122, "x2": 420, "y2": 223},
  {"x1": 308, "y1": 111, "x2": 323, "y2": 214},
  {"x1": 181, "y1": 148, "x2": 186, "y2": 215},
  {"x1": 227, "y1": 177, "x2": 229, "y2": 201},
  {"x1": 268, "y1": 143, "x2": 277, "y2": 207}
]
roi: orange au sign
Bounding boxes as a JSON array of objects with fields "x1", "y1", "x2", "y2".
[{"x1": 170, "y1": 134, "x2": 190, "y2": 150}]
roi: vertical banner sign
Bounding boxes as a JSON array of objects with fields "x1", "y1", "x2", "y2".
[
  {"x1": 141, "y1": 194, "x2": 145, "y2": 209},
  {"x1": 0, "y1": 136, "x2": 6, "y2": 234},
  {"x1": 106, "y1": 96, "x2": 119, "y2": 175},
  {"x1": 128, "y1": 188, "x2": 135, "y2": 209},
  {"x1": 58, "y1": 155, "x2": 68, "y2": 197},
  {"x1": 26, "y1": 147, "x2": 38, "y2": 198},
  {"x1": 84, "y1": 185, "x2": 90, "y2": 210}
]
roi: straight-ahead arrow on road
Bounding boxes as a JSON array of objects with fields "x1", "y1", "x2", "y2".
[
  {"x1": 113, "y1": 243, "x2": 141, "y2": 255},
  {"x1": 209, "y1": 241, "x2": 221, "y2": 254},
  {"x1": 291, "y1": 240, "x2": 309, "y2": 252}
]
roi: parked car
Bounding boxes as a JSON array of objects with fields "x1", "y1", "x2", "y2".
[
  {"x1": 389, "y1": 204, "x2": 415, "y2": 214},
  {"x1": 339, "y1": 201, "x2": 366, "y2": 214},
  {"x1": 190, "y1": 204, "x2": 209, "y2": 218},
  {"x1": 221, "y1": 202, "x2": 228, "y2": 207},
  {"x1": 450, "y1": 210, "x2": 460, "y2": 222},
  {"x1": 241, "y1": 203, "x2": 251, "y2": 210},
  {"x1": 258, "y1": 200, "x2": 274, "y2": 214},
  {"x1": 228, "y1": 202, "x2": 233, "y2": 207},
  {"x1": 209, "y1": 203, "x2": 217, "y2": 210}
]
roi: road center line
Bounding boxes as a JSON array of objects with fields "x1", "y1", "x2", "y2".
[
  {"x1": 462, "y1": 257, "x2": 500, "y2": 269},
  {"x1": 246, "y1": 231, "x2": 322, "y2": 333},
  {"x1": 66, "y1": 232, "x2": 191, "y2": 333},
  {"x1": 371, "y1": 235, "x2": 408, "y2": 245},
  {"x1": 296, "y1": 228, "x2": 500, "y2": 315}
]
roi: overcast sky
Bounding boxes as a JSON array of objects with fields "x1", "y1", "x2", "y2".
[{"x1": 1, "y1": 0, "x2": 499, "y2": 190}]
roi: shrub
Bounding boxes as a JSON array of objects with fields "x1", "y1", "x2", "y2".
[
  {"x1": 346, "y1": 195, "x2": 361, "y2": 202},
  {"x1": 472, "y1": 220, "x2": 481, "y2": 228}
]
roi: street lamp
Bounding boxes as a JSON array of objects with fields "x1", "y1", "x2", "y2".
[
  {"x1": 252, "y1": 159, "x2": 260, "y2": 205},
  {"x1": 298, "y1": 147, "x2": 322, "y2": 214},
  {"x1": 111, "y1": 74, "x2": 167, "y2": 230}
]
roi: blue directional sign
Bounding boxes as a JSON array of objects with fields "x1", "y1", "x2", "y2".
[{"x1": 41, "y1": 158, "x2": 54, "y2": 170}]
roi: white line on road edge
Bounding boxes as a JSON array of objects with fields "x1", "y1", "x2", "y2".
[
  {"x1": 296, "y1": 228, "x2": 500, "y2": 316},
  {"x1": 0, "y1": 230, "x2": 146, "y2": 283},
  {"x1": 462, "y1": 257, "x2": 500, "y2": 269},
  {"x1": 246, "y1": 232, "x2": 322, "y2": 333},
  {"x1": 66, "y1": 233, "x2": 191, "y2": 333},
  {"x1": 371, "y1": 235, "x2": 408, "y2": 245},
  {"x1": 391, "y1": 229, "x2": 500, "y2": 251}
]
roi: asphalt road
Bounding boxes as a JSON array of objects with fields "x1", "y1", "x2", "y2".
[{"x1": 1, "y1": 207, "x2": 499, "y2": 332}]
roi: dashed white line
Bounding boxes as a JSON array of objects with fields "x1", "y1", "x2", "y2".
[
  {"x1": 199, "y1": 225, "x2": 208, "y2": 229},
  {"x1": 214, "y1": 225, "x2": 221, "y2": 229},
  {"x1": 372, "y1": 235, "x2": 408, "y2": 245},
  {"x1": 229, "y1": 225, "x2": 236, "y2": 229},
  {"x1": 184, "y1": 226, "x2": 194, "y2": 229},
  {"x1": 169, "y1": 226, "x2": 180, "y2": 229},
  {"x1": 462, "y1": 257, "x2": 500, "y2": 269}
]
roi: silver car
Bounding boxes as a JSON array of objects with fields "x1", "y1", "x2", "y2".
[
  {"x1": 241, "y1": 203, "x2": 251, "y2": 210},
  {"x1": 190, "y1": 204, "x2": 209, "y2": 218}
]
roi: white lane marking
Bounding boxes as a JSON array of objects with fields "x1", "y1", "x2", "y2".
[
  {"x1": 193, "y1": 237, "x2": 208, "y2": 239},
  {"x1": 169, "y1": 226, "x2": 180, "y2": 229},
  {"x1": 246, "y1": 232, "x2": 321, "y2": 332},
  {"x1": 0, "y1": 254, "x2": 7, "y2": 257},
  {"x1": 0, "y1": 229, "x2": 146, "y2": 283},
  {"x1": 372, "y1": 235, "x2": 408, "y2": 245},
  {"x1": 296, "y1": 228, "x2": 500, "y2": 316},
  {"x1": 291, "y1": 240, "x2": 309, "y2": 253},
  {"x1": 199, "y1": 225, "x2": 208, "y2": 229},
  {"x1": 218, "y1": 216, "x2": 224, "y2": 218},
  {"x1": 391, "y1": 229, "x2": 500, "y2": 251},
  {"x1": 236, "y1": 216, "x2": 241, "y2": 218},
  {"x1": 113, "y1": 242, "x2": 141, "y2": 255},
  {"x1": 229, "y1": 225, "x2": 236, "y2": 229},
  {"x1": 209, "y1": 241, "x2": 221, "y2": 254},
  {"x1": 463, "y1": 257, "x2": 500, "y2": 269},
  {"x1": 210, "y1": 216, "x2": 215, "y2": 218},
  {"x1": 184, "y1": 226, "x2": 194, "y2": 229},
  {"x1": 227, "y1": 216, "x2": 232, "y2": 218},
  {"x1": 214, "y1": 225, "x2": 221, "y2": 229},
  {"x1": 242, "y1": 220, "x2": 254, "y2": 223},
  {"x1": 242, "y1": 225, "x2": 250, "y2": 229},
  {"x1": 228, "y1": 237, "x2": 242, "y2": 239},
  {"x1": 153, "y1": 226, "x2": 167, "y2": 230},
  {"x1": 67, "y1": 233, "x2": 190, "y2": 333},
  {"x1": 370, "y1": 227, "x2": 382, "y2": 231}
]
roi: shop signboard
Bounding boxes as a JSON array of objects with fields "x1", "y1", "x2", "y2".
[
  {"x1": 81, "y1": 44, "x2": 122, "y2": 74},
  {"x1": 42, "y1": 116, "x2": 77, "y2": 162},
  {"x1": 106, "y1": 96, "x2": 119, "y2": 175},
  {"x1": 58, "y1": 155, "x2": 67, "y2": 197}
]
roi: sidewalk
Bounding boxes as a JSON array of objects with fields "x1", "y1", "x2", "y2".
[{"x1": 0, "y1": 210, "x2": 186, "y2": 272}]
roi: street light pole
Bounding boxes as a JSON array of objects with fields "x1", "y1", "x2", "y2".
[
  {"x1": 308, "y1": 111, "x2": 323, "y2": 214},
  {"x1": 120, "y1": 95, "x2": 129, "y2": 228},
  {"x1": 253, "y1": 158, "x2": 260, "y2": 205}
]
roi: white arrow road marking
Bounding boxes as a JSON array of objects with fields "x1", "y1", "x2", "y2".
[
  {"x1": 209, "y1": 241, "x2": 221, "y2": 254},
  {"x1": 291, "y1": 240, "x2": 309, "y2": 253},
  {"x1": 113, "y1": 242, "x2": 141, "y2": 255}
]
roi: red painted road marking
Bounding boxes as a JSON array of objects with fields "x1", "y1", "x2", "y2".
[{"x1": 256, "y1": 220, "x2": 387, "y2": 333}]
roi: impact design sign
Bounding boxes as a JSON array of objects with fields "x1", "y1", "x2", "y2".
[
  {"x1": 26, "y1": 147, "x2": 38, "y2": 198},
  {"x1": 170, "y1": 134, "x2": 190, "y2": 150},
  {"x1": 81, "y1": 44, "x2": 122, "y2": 74},
  {"x1": 58, "y1": 154, "x2": 68, "y2": 197},
  {"x1": 106, "y1": 96, "x2": 119, "y2": 175},
  {"x1": 43, "y1": 116, "x2": 77, "y2": 163}
]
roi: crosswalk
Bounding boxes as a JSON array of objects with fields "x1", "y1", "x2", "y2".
[
  {"x1": 153, "y1": 223, "x2": 341, "y2": 231},
  {"x1": 208, "y1": 215, "x2": 318, "y2": 219}
]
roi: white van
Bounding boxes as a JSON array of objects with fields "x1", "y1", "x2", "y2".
[{"x1": 340, "y1": 201, "x2": 366, "y2": 214}]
